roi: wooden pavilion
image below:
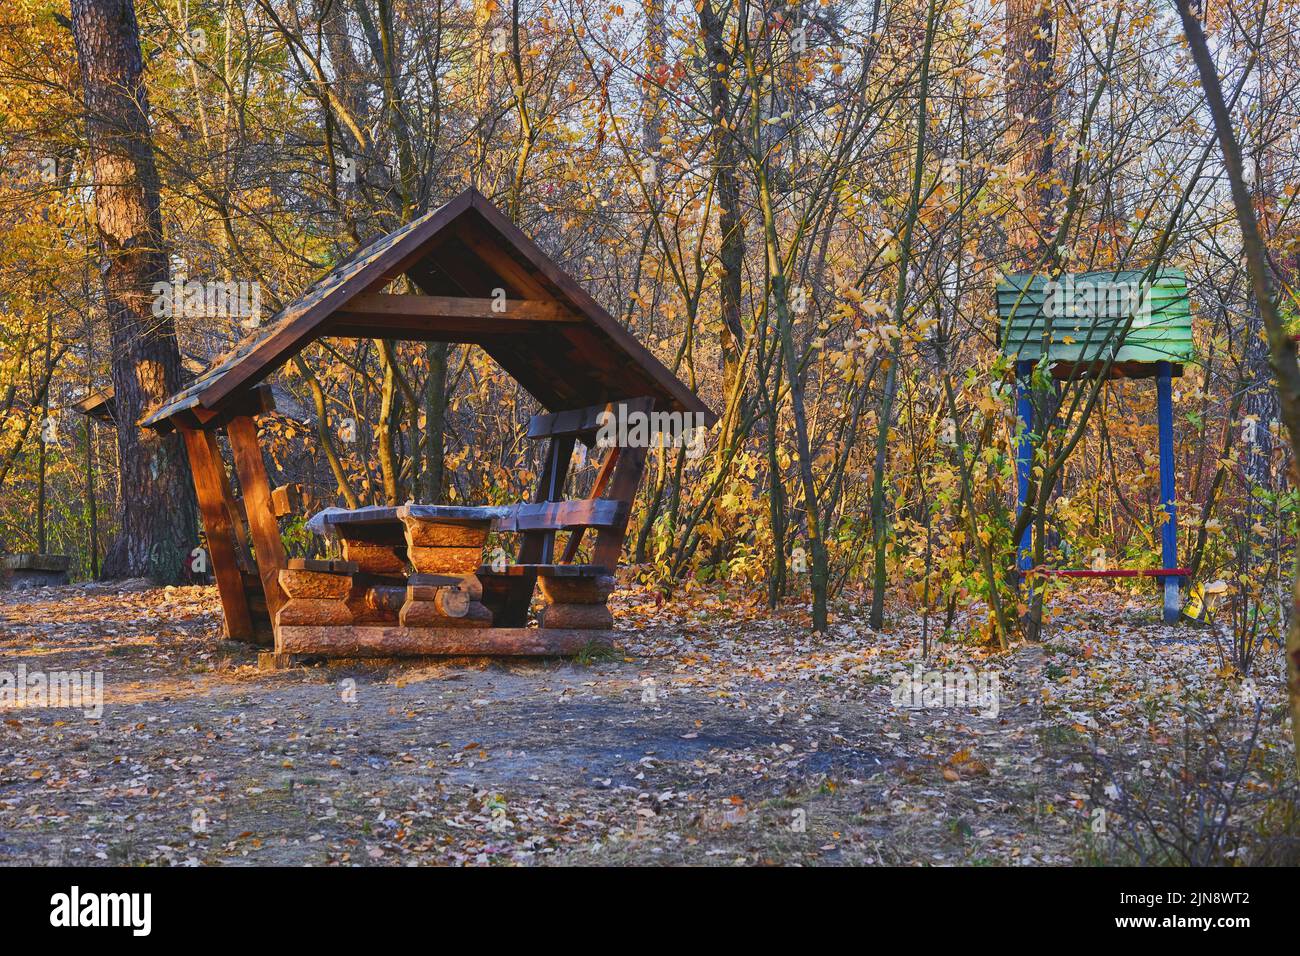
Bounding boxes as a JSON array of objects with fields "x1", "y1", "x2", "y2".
[{"x1": 142, "y1": 188, "x2": 714, "y2": 663}]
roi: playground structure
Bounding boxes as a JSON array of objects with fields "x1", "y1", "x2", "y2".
[
  {"x1": 998, "y1": 269, "x2": 1194, "y2": 623},
  {"x1": 140, "y1": 188, "x2": 714, "y2": 664}
]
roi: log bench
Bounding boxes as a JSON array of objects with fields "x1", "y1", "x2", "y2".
[
  {"x1": 478, "y1": 563, "x2": 615, "y2": 629},
  {"x1": 289, "y1": 500, "x2": 620, "y2": 657},
  {"x1": 1, "y1": 553, "x2": 71, "y2": 589}
]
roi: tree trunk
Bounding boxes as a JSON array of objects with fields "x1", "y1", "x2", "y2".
[
  {"x1": 377, "y1": 343, "x2": 402, "y2": 505},
  {"x1": 71, "y1": 0, "x2": 196, "y2": 581},
  {"x1": 1177, "y1": 0, "x2": 1300, "y2": 773},
  {"x1": 1004, "y1": 0, "x2": 1058, "y2": 263},
  {"x1": 698, "y1": 0, "x2": 747, "y2": 442},
  {"x1": 1005, "y1": 0, "x2": 1058, "y2": 638},
  {"x1": 870, "y1": 0, "x2": 939, "y2": 630}
]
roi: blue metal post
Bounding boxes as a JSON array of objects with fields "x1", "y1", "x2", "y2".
[
  {"x1": 1156, "y1": 361, "x2": 1179, "y2": 622},
  {"x1": 1015, "y1": 360, "x2": 1035, "y2": 573}
]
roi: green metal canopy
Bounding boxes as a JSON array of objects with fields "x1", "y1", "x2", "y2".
[{"x1": 997, "y1": 269, "x2": 1193, "y2": 377}]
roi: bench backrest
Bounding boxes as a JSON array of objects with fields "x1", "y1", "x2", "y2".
[
  {"x1": 526, "y1": 397, "x2": 656, "y2": 443},
  {"x1": 517, "y1": 397, "x2": 656, "y2": 564}
]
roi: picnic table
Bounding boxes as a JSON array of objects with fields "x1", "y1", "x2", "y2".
[{"x1": 268, "y1": 501, "x2": 617, "y2": 658}]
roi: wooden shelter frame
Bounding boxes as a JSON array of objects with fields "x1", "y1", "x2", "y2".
[{"x1": 141, "y1": 189, "x2": 714, "y2": 659}]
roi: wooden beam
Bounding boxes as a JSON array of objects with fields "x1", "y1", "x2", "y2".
[
  {"x1": 335, "y1": 293, "x2": 573, "y2": 322},
  {"x1": 271, "y1": 483, "x2": 303, "y2": 517},
  {"x1": 175, "y1": 383, "x2": 277, "y2": 432},
  {"x1": 226, "y1": 415, "x2": 289, "y2": 635},
  {"x1": 218, "y1": 455, "x2": 253, "y2": 571},
  {"x1": 462, "y1": 193, "x2": 718, "y2": 426},
  {"x1": 528, "y1": 435, "x2": 576, "y2": 565},
  {"x1": 325, "y1": 321, "x2": 550, "y2": 342},
  {"x1": 562, "y1": 446, "x2": 621, "y2": 563},
  {"x1": 179, "y1": 427, "x2": 256, "y2": 642},
  {"x1": 454, "y1": 220, "x2": 554, "y2": 299},
  {"x1": 489, "y1": 433, "x2": 576, "y2": 626},
  {"x1": 276, "y1": 624, "x2": 612, "y2": 657},
  {"x1": 590, "y1": 445, "x2": 648, "y2": 569},
  {"x1": 527, "y1": 396, "x2": 656, "y2": 440},
  {"x1": 495, "y1": 499, "x2": 624, "y2": 532}
]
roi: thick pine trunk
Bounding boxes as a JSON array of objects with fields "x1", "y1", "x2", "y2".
[
  {"x1": 1005, "y1": 0, "x2": 1057, "y2": 263},
  {"x1": 71, "y1": 0, "x2": 196, "y2": 580}
]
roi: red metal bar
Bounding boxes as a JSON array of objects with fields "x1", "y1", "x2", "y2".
[{"x1": 1018, "y1": 568, "x2": 1191, "y2": 578}]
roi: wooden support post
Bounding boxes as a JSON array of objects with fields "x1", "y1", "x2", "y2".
[
  {"x1": 397, "y1": 509, "x2": 492, "y2": 627},
  {"x1": 497, "y1": 435, "x2": 575, "y2": 625},
  {"x1": 591, "y1": 445, "x2": 647, "y2": 569},
  {"x1": 539, "y1": 573, "x2": 615, "y2": 629},
  {"x1": 179, "y1": 426, "x2": 256, "y2": 642},
  {"x1": 525, "y1": 434, "x2": 576, "y2": 564},
  {"x1": 226, "y1": 414, "x2": 289, "y2": 635},
  {"x1": 276, "y1": 567, "x2": 353, "y2": 626},
  {"x1": 1015, "y1": 360, "x2": 1035, "y2": 573},
  {"x1": 1156, "y1": 361, "x2": 1180, "y2": 623},
  {"x1": 218, "y1": 460, "x2": 253, "y2": 571},
  {"x1": 561, "y1": 446, "x2": 620, "y2": 563}
]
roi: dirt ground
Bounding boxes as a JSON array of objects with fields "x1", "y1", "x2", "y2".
[{"x1": 0, "y1": 578, "x2": 1287, "y2": 866}]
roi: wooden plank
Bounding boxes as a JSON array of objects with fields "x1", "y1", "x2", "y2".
[
  {"x1": 319, "y1": 505, "x2": 401, "y2": 526},
  {"x1": 180, "y1": 427, "x2": 256, "y2": 642},
  {"x1": 454, "y1": 217, "x2": 554, "y2": 299},
  {"x1": 277, "y1": 624, "x2": 614, "y2": 657},
  {"x1": 337, "y1": 523, "x2": 407, "y2": 547},
  {"x1": 534, "y1": 436, "x2": 575, "y2": 564},
  {"x1": 226, "y1": 415, "x2": 289, "y2": 633},
  {"x1": 219, "y1": 456, "x2": 254, "y2": 572},
  {"x1": 590, "y1": 445, "x2": 648, "y2": 569},
  {"x1": 335, "y1": 293, "x2": 574, "y2": 322},
  {"x1": 496, "y1": 499, "x2": 623, "y2": 532},
  {"x1": 490, "y1": 434, "x2": 576, "y2": 626},
  {"x1": 287, "y1": 557, "x2": 359, "y2": 574},
  {"x1": 188, "y1": 383, "x2": 276, "y2": 431},
  {"x1": 2, "y1": 553, "x2": 71, "y2": 572},
  {"x1": 271, "y1": 483, "x2": 302, "y2": 517},
  {"x1": 326, "y1": 320, "x2": 549, "y2": 341},
  {"x1": 398, "y1": 504, "x2": 513, "y2": 523},
  {"x1": 527, "y1": 397, "x2": 656, "y2": 440},
  {"x1": 562, "y1": 447, "x2": 622, "y2": 563},
  {"x1": 478, "y1": 563, "x2": 609, "y2": 577}
]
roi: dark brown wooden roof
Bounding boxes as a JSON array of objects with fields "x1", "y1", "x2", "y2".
[
  {"x1": 142, "y1": 189, "x2": 714, "y2": 430},
  {"x1": 77, "y1": 355, "x2": 311, "y2": 424}
]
